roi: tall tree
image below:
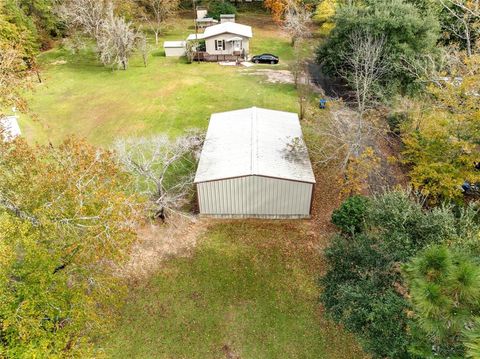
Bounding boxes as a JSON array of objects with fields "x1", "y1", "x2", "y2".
[
  {"x1": 96, "y1": 7, "x2": 143, "y2": 70},
  {"x1": 404, "y1": 245, "x2": 480, "y2": 358},
  {"x1": 140, "y1": 0, "x2": 179, "y2": 45},
  {"x1": 401, "y1": 55, "x2": 480, "y2": 202},
  {"x1": 316, "y1": 0, "x2": 441, "y2": 94},
  {"x1": 439, "y1": 0, "x2": 480, "y2": 56},
  {"x1": 283, "y1": 0, "x2": 312, "y2": 46},
  {"x1": 0, "y1": 137, "x2": 142, "y2": 357}
]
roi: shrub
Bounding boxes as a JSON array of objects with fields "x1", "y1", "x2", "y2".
[
  {"x1": 207, "y1": 1, "x2": 237, "y2": 20},
  {"x1": 321, "y1": 191, "x2": 480, "y2": 358},
  {"x1": 331, "y1": 195, "x2": 370, "y2": 234}
]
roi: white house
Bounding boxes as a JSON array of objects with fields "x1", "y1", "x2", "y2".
[
  {"x1": 186, "y1": 22, "x2": 253, "y2": 61},
  {"x1": 0, "y1": 115, "x2": 21, "y2": 141},
  {"x1": 164, "y1": 41, "x2": 186, "y2": 57},
  {"x1": 194, "y1": 107, "x2": 316, "y2": 219}
]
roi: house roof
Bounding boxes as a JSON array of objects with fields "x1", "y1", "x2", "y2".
[
  {"x1": 195, "y1": 17, "x2": 218, "y2": 23},
  {"x1": 203, "y1": 22, "x2": 252, "y2": 39},
  {"x1": 164, "y1": 41, "x2": 185, "y2": 48},
  {"x1": 194, "y1": 107, "x2": 316, "y2": 184},
  {"x1": 186, "y1": 33, "x2": 206, "y2": 41},
  {"x1": 0, "y1": 116, "x2": 21, "y2": 141},
  {"x1": 187, "y1": 22, "x2": 252, "y2": 42}
]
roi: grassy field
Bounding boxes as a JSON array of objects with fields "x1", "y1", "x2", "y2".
[
  {"x1": 102, "y1": 222, "x2": 366, "y2": 359},
  {"x1": 22, "y1": 13, "x2": 298, "y2": 145}
]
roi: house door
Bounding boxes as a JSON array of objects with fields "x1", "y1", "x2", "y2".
[{"x1": 233, "y1": 40, "x2": 242, "y2": 52}]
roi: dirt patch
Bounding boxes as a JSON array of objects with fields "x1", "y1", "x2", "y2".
[
  {"x1": 120, "y1": 216, "x2": 210, "y2": 280},
  {"x1": 50, "y1": 60, "x2": 67, "y2": 65},
  {"x1": 243, "y1": 69, "x2": 295, "y2": 84}
]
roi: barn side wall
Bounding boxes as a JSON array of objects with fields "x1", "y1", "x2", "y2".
[{"x1": 196, "y1": 175, "x2": 313, "y2": 219}]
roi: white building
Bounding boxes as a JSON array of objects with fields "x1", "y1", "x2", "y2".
[
  {"x1": 220, "y1": 14, "x2": 236, "y2": 23},
  {"x1": 195, "y1": 107, "x2": 316, "y2": 219},
  {"x1": 164, "y1": 41, "x2": 186, "y2": 57},
  {"x1": 0, "y1": 116, "x2": 21, "y2": 141},
  {"x1": 187, "y1": 22, "x2": 252, "y2": 60}
]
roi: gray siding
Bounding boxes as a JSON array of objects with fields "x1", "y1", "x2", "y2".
[{"x1": 197, "y1": 175, "x2": 313, "y2": 219}]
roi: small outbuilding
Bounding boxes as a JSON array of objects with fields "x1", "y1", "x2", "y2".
[
  {"x1": 220, "y1": 14, "x2": 236, "y2": 23},
  {"x1": 194, "y1": 107, "x2": 316, "y2": 219},
  {"x1": 163, "y1": 41, "x2": 186, "y2": 57},
  {"x1": 0, "y1": 115, "x2": 21, "y2": 141}
]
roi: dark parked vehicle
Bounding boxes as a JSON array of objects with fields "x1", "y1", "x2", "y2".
[
  {"x1": 251, "y1": 54, "x2": 279, "y2": 64},
  {"x1": 461, "y1": 162, "x2": 480, "y2": 197}
]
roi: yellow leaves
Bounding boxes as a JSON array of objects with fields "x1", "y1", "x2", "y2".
[
  {"x1": 400, "y1": 54, "x2": 480, "y2": 202},
  {"x1": 314, "y1": 0, "x2": 337, "y2": 37},
  {"x1": 0, "y1": 137, "x2": 143, "y2": 356},
  {"x1": 340, "y1": 147, "x2": 380, "y2": 197}
]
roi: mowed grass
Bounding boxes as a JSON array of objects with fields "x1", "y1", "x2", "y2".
[
  {"x1": 102, "y1": 222, "x2": 366, "y2": 359},
  {"x1": 22, "y1": 13, "x2": 298, "y2": 145}
]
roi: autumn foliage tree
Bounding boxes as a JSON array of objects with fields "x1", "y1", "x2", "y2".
[
  {"x1": 401, "y1": 55, "x2": 480, "y2": 202},
  {"x1": 265, "y1": 0, "x2": 318, "y2": 22},
  {"x1": 0, "y1": 138, "x2": 142, "y2": 357}
]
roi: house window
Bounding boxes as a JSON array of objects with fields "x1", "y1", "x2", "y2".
[{"x1": 215, "y1": 40, "x2": 225, "y2": 51}]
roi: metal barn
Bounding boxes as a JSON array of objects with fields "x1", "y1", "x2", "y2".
[{"x1": 194, "y1": 107, "x2": 316, "y2": 219}]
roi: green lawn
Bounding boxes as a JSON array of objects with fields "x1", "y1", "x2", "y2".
[
  {"x1": 101, "y1": 222, "x2": 366, "y2": 359},
  {"x1": 22, "y1": 13, "x2": 298, "y2": 145}
]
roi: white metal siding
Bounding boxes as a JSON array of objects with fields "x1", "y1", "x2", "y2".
[
  {"x1": 197, "y1": 175, "x2": 313, "y2": 219},
  {"x1": 164, "y1": 47, "x2": 186, "y2": 57}
]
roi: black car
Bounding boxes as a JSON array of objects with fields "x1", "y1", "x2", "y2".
[{"x1": 251, "y1": 54, "x2": 279, "y2": 64}]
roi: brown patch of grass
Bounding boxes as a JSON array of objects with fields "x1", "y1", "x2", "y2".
[{"x1": 120, "y1": 216, "x2": 210, "y2": 281}]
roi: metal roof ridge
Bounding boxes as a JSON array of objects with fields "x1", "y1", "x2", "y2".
[{"x1": 250, "y1": 107, "x2": 257, "y2": 175}]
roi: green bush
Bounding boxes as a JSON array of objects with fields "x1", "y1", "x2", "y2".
[
  {"x1": 386, "y1": 112, "x2": 408, "y2": 135},
  {"x1": 321, "y1": 191, "x2": 480, "y2": 358},
  {"x1": 331, "y1": 195, "x2": 370, "y2": 234},
  {"x1": 207, "y1": 1, "x2": 237, "y2": 20}
]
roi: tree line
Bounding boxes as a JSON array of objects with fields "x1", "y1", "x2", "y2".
[{"x1": 305, "y1": 0, "x2": 480, "y2": 357}]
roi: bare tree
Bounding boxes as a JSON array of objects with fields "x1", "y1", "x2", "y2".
[
  {"x1": 140, "y1": 0, "x2": 180, "y2": 45},
  {"x1": 97, "y1": 8, "x2": 142, "y2": 70},
  {"x1": 313, "y1": 108, "x2": 379, "y2": 170},
  {"x1": 136, "y1": 31, "x2": 149, "y2": 67},
  {"x1": 185, "y1": 39, "x2": 199, "y2": 64},
  {"x1": 114, "y1": 132, "x2": 204, "y2": 220},
  {"x1": 57, "y1": 0, "x2": 109, "y2": 39},
  {"x1": 439, "y1": 0, "x2": 480, "y2": 57},
  {"x1": 341, "y1": 30, "x2": 388, "y2": 115},
  {"x1": 283, "y1": 0, "x2": 312, "y2": 46},
  {"x1": 312, "y1": 30, "x2": 388, "y2": 192}
]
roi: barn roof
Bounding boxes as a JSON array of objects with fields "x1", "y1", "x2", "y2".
[
  {"x1": 164, "y1": 41, "x2": 186, "y2": 48},
  {"x1": 0, "y1": 116, "x2": 21, "y2": 141},
  {"x1": 194, "y1": 107, "x2": 316, "y2": 184}
]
